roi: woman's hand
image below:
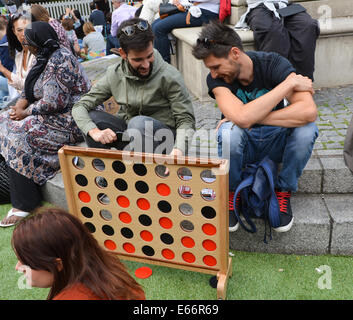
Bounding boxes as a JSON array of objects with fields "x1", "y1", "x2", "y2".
[
  {"x1": 9, "y1": 98, "x2": 29, "y2": 121},
  {"x1": 10, "y1": 105, "x2": 29, "y2": 121}
]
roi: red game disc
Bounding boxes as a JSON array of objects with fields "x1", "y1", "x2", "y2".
[{"x1": 135, "y1": 266, "x2": 153, "y2": 279}]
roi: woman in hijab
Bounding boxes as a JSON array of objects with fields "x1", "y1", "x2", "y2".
[{"x1": 0, "y1": 21, "x2": 91, "y2": 227}]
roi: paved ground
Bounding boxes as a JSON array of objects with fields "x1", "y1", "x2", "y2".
[{"x1": 192, "y1": 84, "x2": 353, "y2": 156}]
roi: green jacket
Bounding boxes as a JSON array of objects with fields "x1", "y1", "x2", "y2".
[{"x1": 72, "y1": 49, "x2": 195, "y2": 153}]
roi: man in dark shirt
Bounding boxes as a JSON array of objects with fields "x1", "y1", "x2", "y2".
[
  {"x1": 89, "y1": 1, "x2": 106, "y2": 26},
  {"x1": 192, "y1": 20, "x2": 318, "y2": 233}
]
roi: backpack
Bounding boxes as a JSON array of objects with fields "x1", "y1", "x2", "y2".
[{"x1": 231, "y1": 156, "x2": 280, "y2": 242}]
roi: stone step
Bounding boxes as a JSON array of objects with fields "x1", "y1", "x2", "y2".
[
  {"x1": 230, "y1": 193, "x2": 353, "y2": 256},
  {"x1": 229, "y1": 0, "x2": 353, "y2": 25}
]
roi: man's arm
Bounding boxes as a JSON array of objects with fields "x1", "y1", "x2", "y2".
[
  {"x1": 213, "y1": 73, "x2": 315, "y2": 129},
  {"x1": 259, "y1": 91, "x2": 317, "y2": 127},
  {"x1": 164, "y1": 71, "x2": 195, "y2": 155},
  {"x1": 72, "y1": 74, "x2": 113, "y2": 140}
]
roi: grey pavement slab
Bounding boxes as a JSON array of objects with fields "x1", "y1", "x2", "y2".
[
  {"x1": 229, "y1": 194, "x2": 331, "y2": 255},
  {"x1": 324, "y1": 194, "x2": 353, "y2": 255}
]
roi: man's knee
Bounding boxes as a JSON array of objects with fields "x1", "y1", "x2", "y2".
[
  {"x1": 290, "y1": 122, "x2": 319, "y2": 154},
  {"x1": 217, "y1": 122, "x2": 246, "y2": 157},
  {"x1": 127, "y1": 115, "x2": 152, "y2": 133}
]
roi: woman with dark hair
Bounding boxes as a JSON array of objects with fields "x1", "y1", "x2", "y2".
[
  {"x1": 0, "y1": 21, "x2": 90, "y2": 227},
  {"x1": 12, "y1": 208, "x2": 146, "y2": 300},
  {"x1": 72, "y1": 9, "x2": 85, "y2": 40},
  {"x1": 0, "y1": 13, "x2": 34, "y2": 98}
]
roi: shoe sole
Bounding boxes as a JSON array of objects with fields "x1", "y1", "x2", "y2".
[
  {"x1": 273, "y1": 217, "x2": 294, "y2": 233},
  {"x1": 229, "y1": 223, "x2": 239, "y2": 233}
]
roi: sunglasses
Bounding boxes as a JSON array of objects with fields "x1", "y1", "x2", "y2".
[
  {"x1": 119, "y1": 20, "x2": 149, "y2": 37},
  {"x1": 196, "y1": 37, "x2": 227, "y2": 48}
]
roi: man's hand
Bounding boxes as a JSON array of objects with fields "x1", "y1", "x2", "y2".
[
  {"x1": 169, "y1": 148, "x2": 183, "y2": 157},
  {"x1": 216, "y1": 117, "x2": 230, "y2": 132},
  {"x1": 285, "y1": 73, "x2": 314, "y2": 95},
  {"x1": 88, "y1": 127, "x2": 117, "y2": 144}
]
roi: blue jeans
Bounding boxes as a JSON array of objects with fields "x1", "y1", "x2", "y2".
[
  {"x1": 106, "y1": 35, "x2": 120, "y2": 55},
  {"x1": 152, "y1": 9, "x2": 219, "y2": 63},
  {"x1": 0, "y1": 75, "x2": 9, "y2": 109},
  {"x1": 217, "y1": 122, "x2": 319, "y2": 192}
]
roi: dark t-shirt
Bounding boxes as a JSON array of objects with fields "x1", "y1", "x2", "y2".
[{"x1": 207, "y1": 51, "x2": 296, "y2": 114}]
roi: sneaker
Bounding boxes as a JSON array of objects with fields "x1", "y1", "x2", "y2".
[
  {"x1": 228, "y1": 191, "x2": 239, "y2": 232},
  {"x1": 273, "y1": 190, "x2": 293, "y2": 232}
]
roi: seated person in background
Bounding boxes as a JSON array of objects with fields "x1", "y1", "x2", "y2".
[
  {"x1": 31, "y1": 4, "x2": 72, "y2": 54},
  {"x1": 61, "y1": 17, "x2": 81, "y2": 57},
  {"x1": 235, "y1": 0, "x2": 320, "y2": 81},
  {"x1": 62, "y1": 8, "x2": 86, "y2": 43},
  {"x1": 107, "y1": 0, "x2": 137, "y2": 54},
  {"x1": 0, "y1": 15, "x2": 14, "y2": 108},
  {"x1": 139, "y1": 0, "x2": 165, "y2": 25},
  {"x1": 89, "y1": 1, "x2": 106, "y2": 34},
  {"x1": 192, "y1": 20, "x2": 318, "y2": 232},
  {"x1": 0, "y1": 13, "x2": 34, "y2": 101},
  {"x1": 152, "y1": 0, "x2": 220, "y2": 63},
  {"x1": 111, "y1": 0, "x2": 137, "y2": 38},
  {"x1": 13, "y1": 207, "x2": 146, "y2": 300},
  {"x1": 72, "y1": 18, "x2": 195, "y2": 157},
  {"x1": 82, "y1": 21, "x2": 106, "y2": 59},
  {"x1": 0, "y1": 22, "x2": 90, "y2": 227}
]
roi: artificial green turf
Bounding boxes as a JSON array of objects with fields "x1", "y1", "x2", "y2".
[{"x1": 1, "y1": 205, "x2": 353, "y2": 300}]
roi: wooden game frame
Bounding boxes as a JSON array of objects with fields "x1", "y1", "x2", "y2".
[{"x1": 58, "y1": 145, "x2": 232, "y2": 299}]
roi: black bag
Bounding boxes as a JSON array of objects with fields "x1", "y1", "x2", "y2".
[
  {"x1": 0, "y1": 157, "x2": 10, "y2": 204},
  {"x1": 277, "y1": 3, "x2": 306, "y2": 18},
  {"x1": 159, "y1": 3, "x2": 181, "y2": 19}
]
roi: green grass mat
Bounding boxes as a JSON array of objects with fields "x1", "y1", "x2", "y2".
[{"x1": 1, "y1": 205, "x2": 352, "y2": 300}]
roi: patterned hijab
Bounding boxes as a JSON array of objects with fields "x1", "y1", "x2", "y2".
[{"x1": 24, "y1": 21, "x2": 60, "y2": 104}]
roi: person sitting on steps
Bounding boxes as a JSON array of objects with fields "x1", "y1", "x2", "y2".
[{"x1": 192, "y1": 20, "x2": 318, "y2": 233}]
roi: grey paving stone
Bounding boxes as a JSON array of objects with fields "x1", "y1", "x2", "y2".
[
  {"x1": 321, "y1": 157, "x2": 353, "y2": 193},
  {"x1": 324, "y1": 194, "x2": 353, "y2": 255},
  {"x1": 298, "y1": 157, "x2": 323, "y2": 194},
  {"x1": 229, "y1": 194, "x2": 331, "y2": 255}
]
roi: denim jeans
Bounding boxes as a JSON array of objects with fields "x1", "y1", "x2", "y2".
[
  {"x1": 217, "y1": 122, "x2": 319, "y2": 192},
  {"x1": 86, "y1": 111, "x2": 176, "y2": 154},
  {"x1": 152, "y1": 9, "x2": 219, "y2": 63},
  {"x1": 106, "y1": 35, "x2": 120, "y2": 55},
  {"x1": 0, "y1": 75, "x2": 9, "y2": 109}
]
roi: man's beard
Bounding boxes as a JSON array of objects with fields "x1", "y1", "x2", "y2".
[{"x1": 127, "y1": 60, "x2": 153, "y2": 79}]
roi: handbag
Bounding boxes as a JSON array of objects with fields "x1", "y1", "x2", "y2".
[
  {"x1": 159, "y1": 3, "x2": 185, "y2": 19},
  {"x1": 231, "y1": 156, "x2": 280, "y2": 242},
  {"x1": 0, "y1": 156, "x2": 10, "y2": 204}
]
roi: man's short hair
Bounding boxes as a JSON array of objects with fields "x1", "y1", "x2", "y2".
[
  {"x1": 117, "y1": 18, "x2": 154, "y2": 54},
  {"x1": 192, "y1": 20, "x2": 244, "y2": 60}
]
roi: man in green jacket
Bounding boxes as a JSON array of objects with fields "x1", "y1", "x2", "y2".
[{"x1": 72, "y1": 18, "x2": 195, "y2": 157}]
